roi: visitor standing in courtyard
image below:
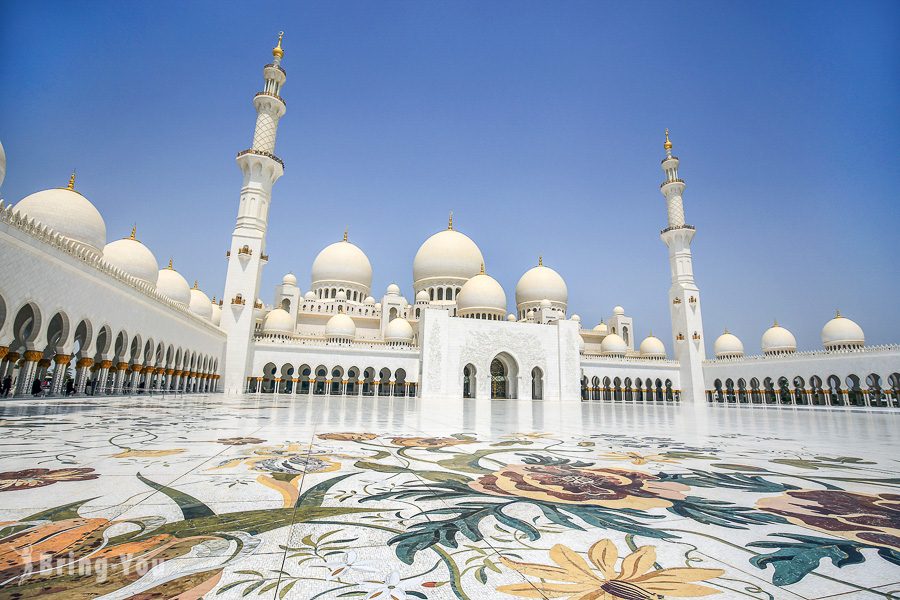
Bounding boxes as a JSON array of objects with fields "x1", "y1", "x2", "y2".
[
  {"x1": 30, "y1": 379, "x2": 41, "y2": 397},
  {"x1": 0, "y1": 375, "x2": 10, "y2": 397}
]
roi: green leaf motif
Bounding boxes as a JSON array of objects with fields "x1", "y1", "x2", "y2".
[
  {"x1": 668, "y1": 497, "x2": 787, "y2": 528},
  {"x1": 137, "y1": 472, "x2": 215, "y2": 520},
  {"x1": 749, "y1": 534, "x2": 867, "y2": 586}
]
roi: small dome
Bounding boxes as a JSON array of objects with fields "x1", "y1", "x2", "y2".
[
  {"x1": 540, "y1": 298, "x2": 552, "y2": 308},
  {"x1": 821, "y1": 312, "x2": 864, "y2": 349},
  {"x1": 103, "y1": 229, "x2": 159, "y2": 285},
  {"x1": 326, "y1": 313, "x2": 356, "y2": 340},
  {"x1": 714, "y1": 330, "x2": 744, "y2": 359},
  {"x1": 600, "y1": 333, "x2": 627, "y2": 356},
  {"x1": 571, "y1": 314, "x2": 581, "y2": 323},
  {"x1": 311, "y1": 239, "x2": 372, "y2": 291},
  {"x1": 507, "y1": 313, "x2": 517, "y2": 322},
  {"x1": 761, "y1": 321, "x2": 797, "y2": 355},
  {"x1": 263, "y1": 308, "x2": 294, "y2": 334},
  {"x1": 365, "y1": 296, "x2": 376, "y2": 305},
  {"x1": 210, "y1": 301, "x2": 222, "y2": 327},
  {"x1": 304, "y1": 291, "x2": 316, "y2": 300},
  {"x1": 157, "y1": 261, "x2": 191, "y2": 306},
  {"x1": 386, "y1": 283, "x2": 401, "y2": 296},
  {"x1": 16, "y1": 181, "x2": 106, "y2": 252},
  {"x1": 188, "y1": 283, "x2": 213, "y2": 320},
  {"x1": 384, "y1": 318, "x2": 414, "y2": 343},
  {"x1": 593, "y1": 321, "x2": 609, "y2": 335},
  {"x1": 613, "y1": 306, "x2": 625, "y2": 316},
  {"x1": 639, "y1": 335, "x2": 666, "y2": 358},
  {"x1": 413, "y1": 228, "x2": 484, "y2": 289},
  {"x1": 577, "y1": 335, "x2": 586, "y2": 351},
  {"x1": 335, "y1": 290, "x2": 347, "y2": 301},
  {"x1": 456, "y1": 271, "x2": 507, "y2": 316},
  {"x1": 282, "y1": 272, "x2": 297, "y2": 287},
  {"x1": 515, "y1": 262, "x2": 568, "y2": 310},
  {"x1": 415, "y1": 290, "x2": 430, "y2": 303},
  {"x1": 374, "y1": 302, "x2": 382, "y2": 310}
]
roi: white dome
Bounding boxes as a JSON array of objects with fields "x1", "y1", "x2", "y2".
[
  {"x1": 761, "y1": 322, "x2": 797, "y2": 355},
  {"x1": 374, "y1": 302, "x2": 382, "y2": 310},
  {"x1": 515, "y1": 263, "x2": 568, "y2": 309},
  {"x1": 263, "y1": 308, "x2": 294, "y2": 334},
  {"x1": 0, "y1": 140, "x2": 6, "y2": 188},
  {"x1": 821, "y1": 312, "x2": 864, "y2": 349},
  {"x1": 326, "y1": 313, "x2": 356, "y2": 339},
  {"x1": 336, "y1": 290, "x2": 347, "y2": 301},
  {"x1": 365, "y1": 296, "x2": 376, "y2": 305},
  {"x1": 571, "y1": 314, "x2": 581, "y2": 323},
  {"x1": 416, "y1": 290, "x2": 430, "y2": 303},
  {"x1": 540, "y1": 298, "x2": 552, "y2": 308},
  {"x1": 613, "y1": 306, "x2": 625, "y2": 316},
  {"x1": 311, "y1": 239, "x2": 372, "y2": 290},
  {"x1": 282, "y1": 272, "x2": 298, "y2": 287},
  {"x1": 188, "y1": 284, "x2": 213, "y2": 320},
  {"x1": 384, "y1": 318, "x2": 414, "y2": 343},
  {"x1": 157, "y1": 262, "x2": 191, "y2": 306},
  {"x1": 639, "y1": 335, "x2": 666, "y2": 358},
  {"x1": 304, "y1": 291, "x2": 316, "y2": 300},
  {"x1": 507, "y1": 313, "x2": 517, "y2": 322},
  {"x1": 16, "y1": 183, "x2": 106, "y2": 252},
  {"x1": 102, "y1": 230, "x2": 159, "y2": 285},
  {"x1": 593, "y1": 321, "x2": 609, "y2": 335},
  {"x1": 714, "y1": 330, "x2": 744, "y2": 359},
  {"x1": 456, "y1": 272, "x2": 507, "y2": 315},
  {"x1": 600, "y1": 333, "x2": 627, "y2": 356},
  {"x1": 210, "y1": 301, "x2": 222, "y2": 327},
  {"x1": 386, "y1": 283, "x2": 401, "y2": 296},
  {"x1": 413, "y1": 228, "x2": 484, "y2": 288}
]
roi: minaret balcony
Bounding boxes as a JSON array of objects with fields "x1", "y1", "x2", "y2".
[
  {"x1": 236, "y1": 148, "x2": 284, "y2": 168},
  {"x1": 660, "y1": 224, "x2": 695, "y2": 235},
  {"x1": 264, "y1": 63, "x2": 286, "y2": 75},
  {"x1": 254, "y1": 91, "x2": 286, "y2": 107},
  {"x1": 659, "y1": 178, "x2": 685, "y2": 189}
]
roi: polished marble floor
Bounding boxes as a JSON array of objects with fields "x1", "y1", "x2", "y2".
[{"x1": 0, "y1": 394, "x2": 897, "y2": 599}]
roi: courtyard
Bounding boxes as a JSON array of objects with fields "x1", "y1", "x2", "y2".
[{"x1": 0, "y1": 395, "x2": 897, "y2": 599}]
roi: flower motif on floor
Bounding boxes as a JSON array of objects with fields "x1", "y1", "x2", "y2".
[
  {"x1": 498, "y1": 538, "x2": 725, "y2": 599},
  {"x1": 469, "y1": 465, "x2": 688, "y2": 509},
  {"x1": 362, "y1": 571, "x2": 411, "y2": 600},
  {"x1": 0, "y1": 467, "x2": 98, "y2": 492},
  {"x1": 322, "y1": 550, "x2": 378, "y2": 581},
  {"x1": 757, "y1": 490, "x2": 900, "y2": 551},
  {"x1": 390, "y1": 436, "x2": 475, "y2": 448},
  {"x1": 111, "y1": 448, "x2": 184, "y2": 458},
  {"x1": 318, "y1": 432, "x2": 379, "y2": 441},
  {"x1": 600, "y1": 451, "x2": 679, "y2": 466},
  {"x1": 216, "y1": 436, "x2": 265, "y2": 445},
  {"x1": 213, "y1": 443, "x2": 341, "y2": 475}
]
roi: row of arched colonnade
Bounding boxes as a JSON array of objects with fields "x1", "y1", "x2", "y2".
[
  {"x1": 0, "y1": 295, "x2": 220, "y2": 397},
  {"x1": 580, "y1": 376, "x2": 679, "y2": 402},
  {"x1": 249, "y1": 363, "x2": 418, "y2": 397},
  {"x1": 709, "y1": 374, "x2": 900, "y2": 407}
]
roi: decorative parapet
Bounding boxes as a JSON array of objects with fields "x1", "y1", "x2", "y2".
[
  {"x1": 253, "y1": 331, "x2": 418, "y2": 351},
  {"x1": 580, "y1": 353, "x2": 680, "y2": 367},
  {"x1": 703, "y1": 344, "x2": 900, "y2": 365},
  {"x1": 0, "y1": 201, "x2": 223, "y2": 334},
  {"x1": 231, "y1": 294, "x2": 246, "y2": 305}
]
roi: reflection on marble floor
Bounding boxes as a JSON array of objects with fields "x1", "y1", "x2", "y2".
[{"x1": 0, "y1": 395, "x2": 897, "y2": 599}]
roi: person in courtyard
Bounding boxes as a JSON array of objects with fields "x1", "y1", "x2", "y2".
[
  {"x1": 65, "y1": 379, "x2": 75, "y2": 397},
  {"x1": 1, "y1": 375, "x2": 11, "y2": 397},
  {"x1": 31, "y1": 379, "x2": 42, "y2": 397}
]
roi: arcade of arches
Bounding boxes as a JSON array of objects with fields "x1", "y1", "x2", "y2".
[
  {"x1": 249, "y1": 363, "x2": 417, "y2": 397},
  {"x1": 709, "y1": 374, "x2": 900, "y2": 407}
]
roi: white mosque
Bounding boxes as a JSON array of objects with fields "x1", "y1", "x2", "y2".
[{"x1": 0, "y1": 35, "x2": 897, "y2": 406}]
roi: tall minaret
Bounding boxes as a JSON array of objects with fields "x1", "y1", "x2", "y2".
[
  {"x1": 221, "y1": 33, "x2": 287, "y2": 394},
  {"x1": 659, "y1": 130, "x2": 706, "y2": 404}
]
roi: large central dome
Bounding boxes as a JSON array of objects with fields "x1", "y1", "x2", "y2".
[
  {"x1": 413, "y1": 226, "x2": 484, "y2": 290},
  {"x1": 311, "y1": 238, "x2": 372, "y2": 291}
]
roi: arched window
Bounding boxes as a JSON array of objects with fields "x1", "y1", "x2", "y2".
[
  {"x1": 437, "y1": 288, "x2": 444, "y2": 301},
  {"x1": 429, "y1": 288, "x2": 435, "y2": 301},
  {"x1": 531, "y1": 367, "x2": 543, "y2": 400},
  {"x1": 447, "y1": 288, "x2": 454, "y2": 300}
]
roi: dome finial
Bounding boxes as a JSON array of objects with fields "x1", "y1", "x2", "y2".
[
  {"x1": 167, "y1": 258, "x2": 174, "y2": 270},
  {"x1": 723, "y1": 327, "x2": 729, "y2": 334},
  {"x1": 538, "y1": 255, "x2": 543, "y2": 266},
  {"x1": 835, "y1": 308, "x2": 842, "y2": 318},
  {"x1": 193, "y1": 280, "x2": 199, "y2": 290},
  {"x1": 272, "y1": 31, "x2": 284, "y2": 59},
  {"x1": 664, "y1": 128, "x2": 673, "y2": 151},
  {"x1": 479, "y1": 262, "x2": 485, "y2": 275},
  {"x1": 66, "y1": 170, "x2": 76, "y2": 191},
  {"x1": 448, "y1": 210, "x2": 453, "y2": 231},
  {"x1": 129, "y1": 224, "x2": 136, "y2": 240},
  {"x1": 343, "y1": 227, "x2": 348, "y2": 242},
  {"x1": 773, "y1": 318, "x2": 779, "y2": 327}
]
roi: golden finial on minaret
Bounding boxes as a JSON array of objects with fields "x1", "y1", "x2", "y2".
[
  {"x1": 448, "y1": 211, "x2": 453, "y2": 231},
  {"x1": 167, "y1": 258, "x2": 174, "y2": 270},
  {"x1": 343, "y1": 227, "x2": 348, "y2": 242},
  {"x1": 664, "y1": 128, "x2": 673, "y2": 151},
  {"x1": 538, "y1": 256, "x2": 543, "y2": 266},
  {"x1": 66, "y1": 170, "x2": 76, "y2": 191},
  {"x1": 272, "y1": 31, "x2": 284, "y2": 59},
  {"x1": 129, "y1": 225, "x2": 136, "y2": 240}
]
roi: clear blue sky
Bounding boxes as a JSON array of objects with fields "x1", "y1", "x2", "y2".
[{"x1": 1, "y1": 1, "x2": 898, "y2": 351}]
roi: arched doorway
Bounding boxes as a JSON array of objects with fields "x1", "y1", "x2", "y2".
[
  {"x1": 531, "y1": 367, "x2": 543, "y2": 400},
  {"x1": 490, "y1": 353, "x2": 518, "y2": 399},
  {"x1": 463, "y1": 364, "x2": 476, "y2": 398}
]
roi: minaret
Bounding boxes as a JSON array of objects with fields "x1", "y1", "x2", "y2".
[
  {"x1": 659, "y1": 130, "x2": 706, "y2": 404},
  {"x1": 220, "y1": 33, "x2": 287, "y2": 394}
]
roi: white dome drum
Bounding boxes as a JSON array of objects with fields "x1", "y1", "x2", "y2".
[
  {"x1": 103, "y1": 228, "x2": 159, "y2": 286},
  {"x1": 157, "y1": 260, "x2": 191, "y2": 306},
  {"x1": 821, "y1": 311, "x2": 864, "y2": 350},
  {"x1": 515, "y1": 260, "x2": 568, "y2": 317},
  {"x1": 456, "y1": 269, "x2": 507, "y2": 320},
  {"x1": 412, "y1": 224, "x2": 484, "y2": 294},
  {"x1": 310, "y1": 237, "x2": 372, "y2": 299},
  {"x1": 15, "y1": 176, "x2": 106, "y2": 254},
  {"x1": 713, "y1": 330, "x2": 744, "y2": 359}
]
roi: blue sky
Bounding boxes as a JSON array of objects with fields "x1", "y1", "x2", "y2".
[{"x1": 1, "y1": 1, "x2": 898, "y2": 351}]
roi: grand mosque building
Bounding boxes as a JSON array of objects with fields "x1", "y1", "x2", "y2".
[{"x1": 0, "y1": 36, "x2": 897, "y2": 406}]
